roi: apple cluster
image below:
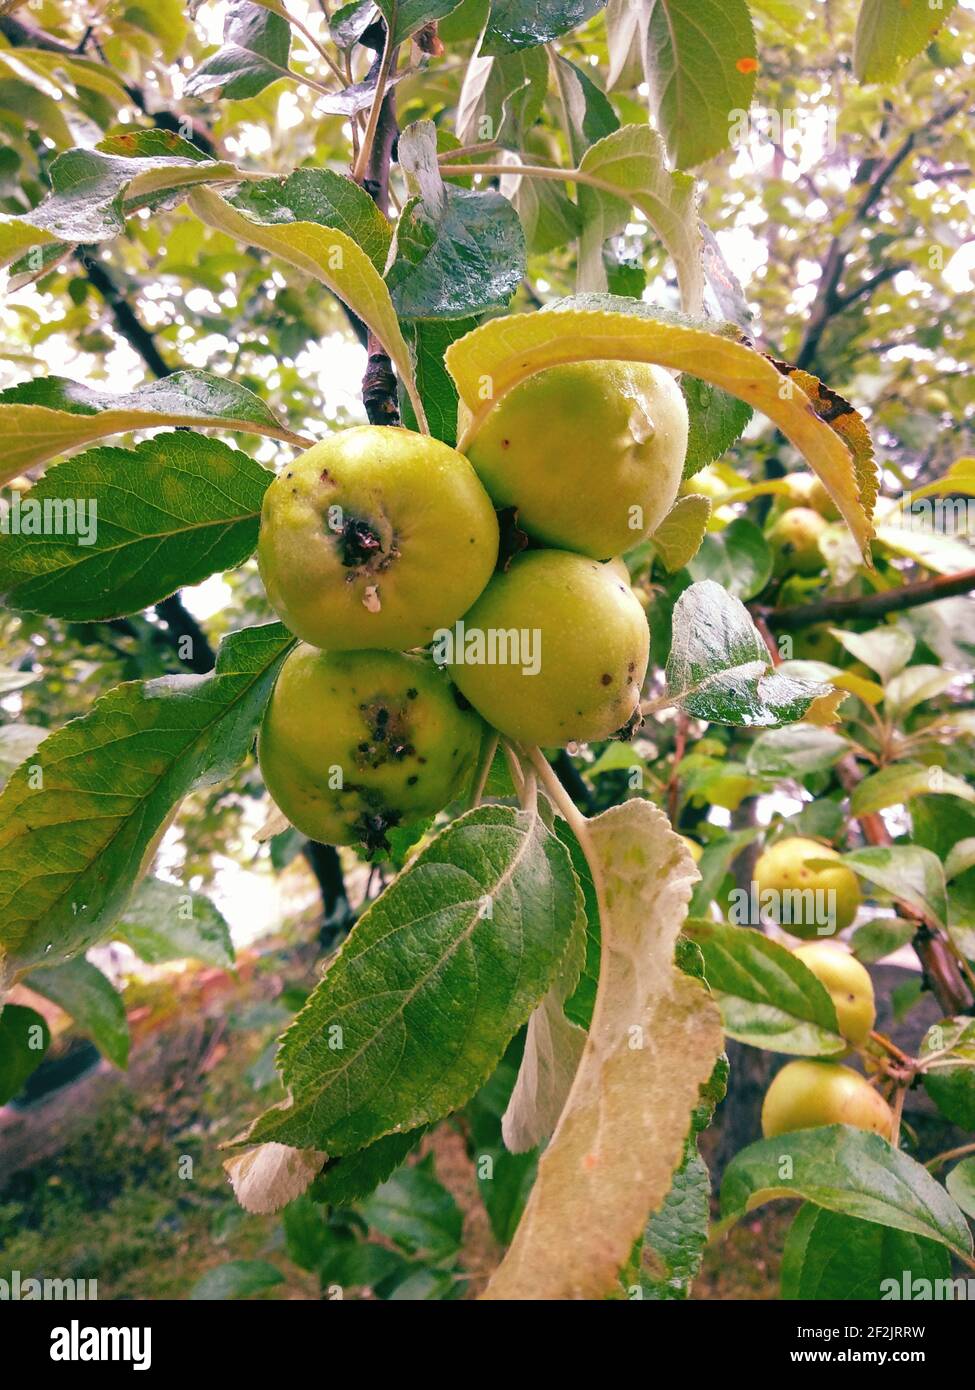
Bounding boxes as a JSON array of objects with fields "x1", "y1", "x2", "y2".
[
  {"x1": 752, "y1": 837, "x2": 890, "y2": 1140},
  {"x1": 255, "y1": 361, "x2": 688, "y2": 850}
]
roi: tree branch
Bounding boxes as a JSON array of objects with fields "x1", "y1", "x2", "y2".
[
  {"x1": 78, "y1": 250, "x2": 174, "y2": 379},
  {"x1": 760, "y1": 566, "x2": 975, "y2": 631},
  {"x1": 831, "y1": 261, "x2": 908, "y2": 314},
  {"x1": 154, "y1": 596, "x2": 216, "y2": 673},
  {"x1": 356, "y1": 23, "x2": 401, "y2": 428},
  {"x1": 794, "y1": 96, "x2": 969, "y2": 373}
]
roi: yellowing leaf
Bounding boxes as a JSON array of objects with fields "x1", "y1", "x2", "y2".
[
  {"x1": 909, "y1": 457, "x2": 975, "y2": 501},
  {"x1": 447, "y1": 309, "x2": 875, "y2": 557},
  {"x1": 0, "y1": 373, "x2": 308, "y2": 483},
  {"x1": 766, "y1": 361, "x2": 878, "y2": 526},
  {"x1": 483, "y1": 800, "x2": 723, "y2": 1301},
  {"x1": 803, "y1": 689, "x2": 849, "y2": 726},
  {"x1": 832, "y1": 670, "x2": 885, "y2": 706},
  {"x1": 187, "y1": 186, "x2": 427, "y2": 431}
]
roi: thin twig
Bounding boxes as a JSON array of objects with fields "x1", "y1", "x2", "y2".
[
  {"x1": 760, "y1": 567, "x2": 975, "y2": 631},
  {"x1": 352, "y1": 23, "x2": 397, "y2": 183},
  {"x1": 469, "y1": 733, "x2": 499, "y2": 809},
  {"x1": 926, "y1": 1140, "x2": 975, "y2": 1172}
]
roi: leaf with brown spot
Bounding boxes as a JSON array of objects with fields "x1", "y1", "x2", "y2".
[{"x1": 766, "y1": 358, "x2": 879, "y2": 531}]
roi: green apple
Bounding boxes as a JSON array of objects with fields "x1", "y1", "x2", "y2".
[
  {"x1": 768, "y1": 505, "x2": 828, "y2": 576},
  {"x1": 792, "y1": 940, "x2": 876, "y2": 1046},
  {"x1": 761, "y1": 1059, "x2": 893, "y2": 1139},
  {"x1": 465, "y1": 360, "x2": 688, "y2": 560},
  {"x1": 445, "y1": 549, "x2": 650, "y2": 746},
  {"x1": 781, "y1": 472, "x2": 839, "y2": 519},
  {"x1": 754, "y1": 836, "x2": 861, "y2": 939},
  {"x1": 258, "y1": 426, "x2": 499, "y2": 651},
  {"x1": 258, "y1": 645, "x2": 484, "y2": 851}
]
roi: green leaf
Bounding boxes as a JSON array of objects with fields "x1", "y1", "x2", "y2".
[
  {"x1": 921, "y1": 1016, "x2": 975, "y2": 1128},
  {"x1": 681, "y1": 375, "x2": 753, "y2": 475},
  {"x1": 575, "y1": 126, "x2": 704, "y2": 312},
  {"x1": 884, "y1": 665, "x2": 955, "y2": 719},
  {"x1": 747, "y1": 726, "x2": 849, "y2": 779},
  {"x1": 189, "y1": 1260, "x2": 284, "y2": 1301},
  {"x1": 485, "y1": 800, "x2": 723, "y2": 1300},
  {"x1": 638, "y1": 1053, "x2": 728, "y2": 1300},
  {"x1": 0, "y1": 49, "x2": 129, "y2": 109},
  {"x1": 310, "y1": 1129, "x2": 426, "y2": 1207},
  {"x1": 246, "y1": 805, "x2": 580, "y2": 1154},
  {"x1": 559, "y1": 820, "x2": 600, "y2": 1031},
  {"x1": 457, "y1": 46, "x2": 549, "y2": 151},
  {"x1": 360, "y1": 1152, "x2": 463, "y2": 1260},
  {"x1": 481, "y1": 0, "x2": 607, "y2": 55},
  {"x1": 323, "y1": 1240, "x2": 413, "y2": 1293},
  {"x1": 684, "y1": 917, "x2": 846, "y2": 1056},
  {"x1": 280, "y1": 1192, "x2": 332, "y2": 1269},
  {"x1": 638, "y1": 1149, "x2": 711, "y2": 1299},
  {"x1": 185, "y1": 2, "x2": 293, "y2": 100},
  {"x1": 853, "y1": 0, "x2": 959, "y2": 83},
  {"x1": 0, "y1": 372, "x2": 305, "y2": 486},
  {"x1": 688, "y1": 827, "x2": 759, "y2": 915},
  {"x1": 0, "y1": 1003, "x2": 50, "y2": 1104},
  {"x1": 666, "y1": 580, "x2": 831, "y2": 725},
  {"x1": 0, "y1": 141, "x2": 245, "y2": 264},
  {"x1": 720, "y1": 1125, "x2": 973, "y2": 1260},
  {"x1": 552, "y1": 55, "x2": 619, "y2": 164},
  {"x1": 841, "y1": 845, "x2": 947, "y2": 930},
  {"x1": 0, "y1": 623, "x2": 294, "y2": 984},
  {"x1": 643, "y1": 0, "x2": 757, "y2": 168},
  {"x1": 829, "y1": 624, "x2": 914, "y2": 683},
  {"x1": 781, "y1": 1204, "x2": 951, "y2": 1300},
  {"x1": 604, "y1": 0, "x2": 645, "y2": 89},
  {"x1": 687, "y1": 517, "x2": 772, "y2": 601},
  {"x1": 946, "y1": 1158, "x2": 975, "y2": 1221},
  {"x1": 0, "y1": 77, "x2": 73, "y2": 148},
  {"x1": 463, "y1": 1044, "x2": 538, "y2": 1245},
  {"x1": 650, "y1": 494, "x2": 712, "y2": 573},
  {"x1": 850, "y1": 916, "x2": 915, "y2": 964},
  {"x1": 115, "y1": 877, "x2": 235, "y2": 969},
  {"x1": 399, "y1": 318, "x2": 478, "y2": 444},
  {"x1": 229, "y1": 169, "x2": 392, "y2": 273},
  {"x1": 387, "y1": 121, "x2": 525, "y2": 320},
  {"x1": 187, "y1": 186, "x2": 426, "y2": 430},
  {"x1": 506, "y1": 169, "x2": 582, "y2": 256},
  {"x1": 851, "y1": 762, "x2": 975, "y2": 816},
  {"x1": 0, "y1": 435, "x2": 272, "y2": 621},
  {"x1": 28, "y1": 955, "x2": 129, "y2": 1068},
  {"x1": 376, "y1": 0, "x2": 465, "y2": 45}
]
